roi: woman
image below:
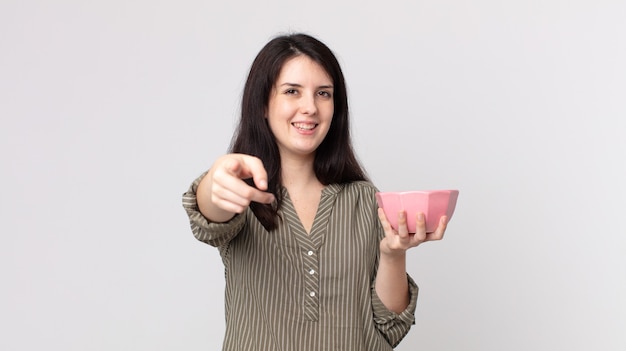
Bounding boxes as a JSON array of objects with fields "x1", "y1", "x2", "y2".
[{"x1": 182, "y1": 33, "x2": 447, "y2": 350}]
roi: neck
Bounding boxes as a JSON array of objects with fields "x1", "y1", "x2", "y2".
[{"x1": 280, "y1": 153, "x2": 320, "y2": 190}]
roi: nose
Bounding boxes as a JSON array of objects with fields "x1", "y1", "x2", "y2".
[{"x1": 299, "y1": 94, "x2": 317, "y2": 115}]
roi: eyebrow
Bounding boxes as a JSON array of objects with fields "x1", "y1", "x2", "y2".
[{"x1": 279, "y1": 82, "x2": 334, "y2": 89}]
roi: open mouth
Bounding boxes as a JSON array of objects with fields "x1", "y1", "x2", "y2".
[{"x1": 292, "y1": 122, "x2": 318, "y2": 131}]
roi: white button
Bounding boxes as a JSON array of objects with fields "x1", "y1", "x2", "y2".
[
  {"x1": 308, "y1": 269, "x2": 315, "y2": 275},
  {"x1": 307, "y1": 250, "x2": 314, "y2": 256},
  {"x1": 309, "y1": 291, "x2": 316, "y2": 297}
]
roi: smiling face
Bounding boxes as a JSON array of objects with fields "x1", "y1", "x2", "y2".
[{"x1": 266, "y1": 55, "x2": 334, "y2": 161}]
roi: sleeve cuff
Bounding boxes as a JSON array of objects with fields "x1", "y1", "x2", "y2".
[
  {"x1": 371, "y1": 274, "x2": 419, "y2": 327},
  {"x1": 182, "y1": 171, "x2": 246, "y2": 247}
]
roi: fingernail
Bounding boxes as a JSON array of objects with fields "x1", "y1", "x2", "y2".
[{"x1": 417, "y1": 213, "x2": 425, "y2": 221}]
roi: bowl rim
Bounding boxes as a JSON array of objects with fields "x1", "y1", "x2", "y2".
[{"x1": 376, "y1": 189, "x2": 459, "y2": 195}]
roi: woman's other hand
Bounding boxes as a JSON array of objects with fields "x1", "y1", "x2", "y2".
[{"x1": 377, "y1": 208, "x2": 447, "y2": 257}]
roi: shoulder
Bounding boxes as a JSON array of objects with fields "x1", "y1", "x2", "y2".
[
  {"x1": 343, "y1": 180, "x2": 380, "y2": 195},
  {"x1": 331, "y1": 180, "x2": 380, "y2": 206}
]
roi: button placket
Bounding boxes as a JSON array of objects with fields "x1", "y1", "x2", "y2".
[
  {"x1": 281, "y1": 188, "x2": 339, "y2": 323},
  {"x1": 302, "y1": 248, "x2": 319, "y2": 321}
]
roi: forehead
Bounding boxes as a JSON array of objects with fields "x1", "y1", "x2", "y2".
[{"x1": 276, "y1": 55, "x2": 332, "y2": 84}]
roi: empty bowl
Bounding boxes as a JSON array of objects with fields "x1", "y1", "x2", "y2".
[{"x1": 375, "y1": 190, "x2": 459, "y2": 233}]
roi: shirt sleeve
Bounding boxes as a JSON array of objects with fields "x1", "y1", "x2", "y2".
[
  {"x1": 181, "y1": 172, "x2": 245, "y2": 248},
  {"x1": 370, "y1": 274, "x2": 419, "y2": 348},
  {"x1": 366, "y1": 181, "x2": 419, "y2": 347}
]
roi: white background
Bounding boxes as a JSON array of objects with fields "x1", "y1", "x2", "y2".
[{"x1": 2, "y1": 0, "x2": 625, "y2": 350}]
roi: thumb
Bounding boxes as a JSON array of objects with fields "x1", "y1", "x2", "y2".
[
  {"x1": 224, "y1": 157, "x2": 246, "y2": 180},
  {"x1": 235, "y1": 154, "x2": 270, "y2": 191}
]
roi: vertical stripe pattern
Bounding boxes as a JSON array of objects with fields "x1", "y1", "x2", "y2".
[{"x1": 182, "y1": 177, "x2": 419, "y2": 351}]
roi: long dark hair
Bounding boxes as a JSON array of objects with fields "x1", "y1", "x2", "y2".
[{"x1": 229, "y1": 33, "x2": 368, "y2": 230}]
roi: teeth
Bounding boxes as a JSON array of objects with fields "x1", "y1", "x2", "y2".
[{"x1": 292, "y1": 123, "x2": 316, "y2": 130}]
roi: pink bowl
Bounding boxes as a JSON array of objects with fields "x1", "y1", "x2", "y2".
[{"x1": 375, "y1": 190, "x2": 459, "y2": 233}]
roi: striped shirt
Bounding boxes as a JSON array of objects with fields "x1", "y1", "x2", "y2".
[{"x1": 182, "y1": 175, "x2": 418, "y2": 350}]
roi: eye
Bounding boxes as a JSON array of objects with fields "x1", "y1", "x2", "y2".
[
  {"x1": 318, "y1": 90, "x2": 332, "y2": 98},
  {"x1": 285, "y1": 89, "x2": 298, "y2": 95}
]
